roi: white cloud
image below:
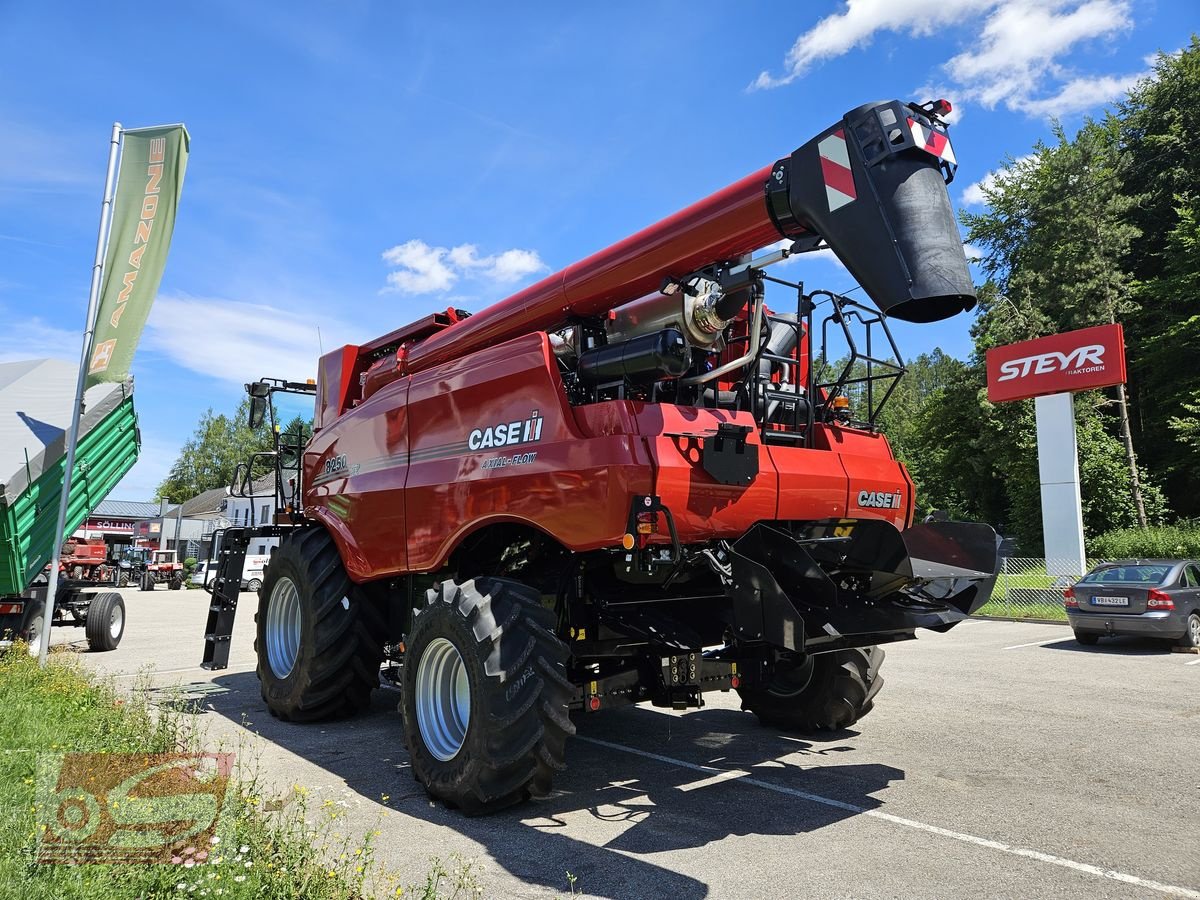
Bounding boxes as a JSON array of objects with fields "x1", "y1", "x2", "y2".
[
  {"x1": 947, "y1": 0, "x2": 1131, "y2": 108},
  {"x1": 382, "y1": 239, "x2": 546, "y2": 295},
  {"x1": 1021, "y1": 69, "x2": 1150, "y2": 116},
  {"x1": 959, "y1": 154, "x2": 1038, "y2": 206},
  {"x1": 0, "y1": 316, "x2": 80, "y2": 363},
  {"x1": 752, "y1": 0, "x2": 993, "y2": 89},
  {"x1": 963, "y1": 243, "x2": 985, "y2": 261},
  {"x1": 145, "y1": 294, "x2": 354, "y2": 386},
  {"x1": 756, "y1": 0, "x2": 1139, "y2": 119}
]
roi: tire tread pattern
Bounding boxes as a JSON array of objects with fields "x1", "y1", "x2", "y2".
[
  {"x1": 738, "y1": 647, "x2": 884, "y2": 732},
  {"x1": 255, "y1": 528, "x2": 385, "y2": 723},
  {"x1": 402, "y1": 577, "x2": 575, "y2": 815}
]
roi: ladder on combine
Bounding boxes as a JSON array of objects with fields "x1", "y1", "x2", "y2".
[{"x1": 200, "y1": 527, "x2": 250, "y2": 670}]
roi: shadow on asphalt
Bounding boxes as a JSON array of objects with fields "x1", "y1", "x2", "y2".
[
  {"x1": 173, "y1": 672, "x2": 904, "y2": 899},
  {"x1": 1040, "y1": 636, "x2": 1177, "y2": 655}
]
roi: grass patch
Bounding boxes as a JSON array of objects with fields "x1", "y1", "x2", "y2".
[
  {"x1": 0, "y1": 647, "x2": 454, "y2": 899},
  {"x1": 975, "y1": 598, "x2": 1068, "y2": 621},
  {"x1": 974, "y1": 565, "x2": 1070, "y2": 621}
]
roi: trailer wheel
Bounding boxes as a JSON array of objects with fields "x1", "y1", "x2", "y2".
[
  {"x1": 738, "y1": 647, "x2": 884, "y2": 732},
  {"x1": 85, "y1": 592, "x2": 126, "y2": 652},
  {"x1": 254, "y1": 528, "x2": 385, "y2": 722},
  {"x1": 401, "y1": 577, "x2": 575, "y2": 815},
  {"x1": 21, "y1": 601, "x2": 46, "y2": 658}
]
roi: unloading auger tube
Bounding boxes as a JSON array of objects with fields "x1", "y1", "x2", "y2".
[{"x1": 400, "y1": 98, "x2": 972, "y2": 375}]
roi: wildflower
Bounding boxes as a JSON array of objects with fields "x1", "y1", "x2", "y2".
[
  {"x1": 184, "y1": 858, "x2": 196, "y2": 868},
  {"x1": 173, "y1": 856, "x2": 184, "y2": 865},
  {"x1": 209, "y1": 836, "x2": 220, "y2": 845},
  {"x1": 233, "y1": 875, "x2": 246, "y2": 883},
  {"x1": 239, "y1": 845, "x2": 249, "y2": 854},
  {"x1": 177, "y1": 884, "x2": 187, "y2": 891},
  {"x1": 244, "y1": 861, "x2": 252, "y2": 868}
]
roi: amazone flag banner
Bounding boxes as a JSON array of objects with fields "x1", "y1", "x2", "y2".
[{"x1": 86, "y1": 125, "x2": 189, "y2": 387}]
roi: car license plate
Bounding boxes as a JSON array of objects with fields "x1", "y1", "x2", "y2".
[{"x1": 1091, "y1": 596, "x2": 1129, "y2": 607}]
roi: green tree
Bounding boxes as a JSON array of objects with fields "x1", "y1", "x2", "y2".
[
  {"x1": 155, "y1": 399, "x2": 274, "y2": 502},
  {"x1": 963, "y1": 118, "x2": 1150, "y2": 526}
]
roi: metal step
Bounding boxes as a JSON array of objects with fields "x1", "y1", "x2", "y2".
[{"x1": 200, "y1": 527, "x2": 250, "y2": 671}]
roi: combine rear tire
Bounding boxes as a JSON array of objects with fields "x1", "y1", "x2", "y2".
[
  {"x1": 254, "y1": 528, "x2": 385, "y2": 722},
  {"x1": 738, "y1": 647, "x2": 884, "y2": 732},
  {"x1": 401, "y1": 577, "x2": 574, "y2": 815},
  {"x1": 85, "y1": 592, "x2": 126, "y2": 651}
]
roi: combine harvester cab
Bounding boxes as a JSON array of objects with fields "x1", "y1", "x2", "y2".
[
  {"x1": 204, "y1": 99, "x2": 999, "y2": 814},
  {"x1": 0, "y1": 359, "x2": 139, "y2": 654}
]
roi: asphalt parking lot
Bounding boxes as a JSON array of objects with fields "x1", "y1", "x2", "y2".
[{"x1": 62, "y1": 588, "x2": 1200, "y2": 899}]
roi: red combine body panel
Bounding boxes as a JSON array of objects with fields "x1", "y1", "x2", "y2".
[{"x1": 203, "y1": 98, "x2": 999, "y2": 817}]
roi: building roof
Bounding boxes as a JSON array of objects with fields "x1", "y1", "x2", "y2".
[
  {"x1": 181, "y1": 486, "x2": 229, "y2": 517},
  {"x1": 91, "y1": 499, "x2": 163, "y2": 519}
]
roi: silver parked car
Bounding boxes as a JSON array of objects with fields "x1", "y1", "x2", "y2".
[{"x1": 1065, "y1": 559, "x2": 1200, "y2": 648}]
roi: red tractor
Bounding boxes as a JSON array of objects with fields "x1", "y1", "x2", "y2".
[
  {"x1": 139, "y1": 549, "x2": 185, "y2": 591},
  {"x1": 203, "y1": 99, "x2": 998, "y2": 814}
]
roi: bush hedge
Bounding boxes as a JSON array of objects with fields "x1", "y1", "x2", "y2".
[{"x1": 1088, "y1": 522, "x2": 1200, "y2": 559}]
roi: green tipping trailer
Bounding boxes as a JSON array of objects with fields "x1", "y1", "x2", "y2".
[{"x1": 0, "y1": 359, "x2": 139, "y2": 653}]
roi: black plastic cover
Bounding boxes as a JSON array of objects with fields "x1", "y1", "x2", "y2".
[
  {"x1": 770, "y1": 100, "x2": 976, "y2": 323},
  {"x1": 578, "y1": 328, "x2": 690, "y2": 384}
]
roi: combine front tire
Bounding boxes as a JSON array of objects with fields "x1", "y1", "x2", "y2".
[
  {"x1": 401, "y1": 577, "x2": 574, "y2": 815},
  {"x1": 738, "y1": 647, "x2": 884, "y2": 732},
  {"x1": 85, "y1": 592, "x2": 126, "y2": 651},
  {"x1": 254, "y1": 528, "x2": 385, "y2": 722}
]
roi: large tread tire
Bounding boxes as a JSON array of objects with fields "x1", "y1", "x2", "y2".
[
  {"x1": 738, "y1": 647, "x2": 884, "y2": 732},
  {"x1": 402, "y1": 577, "x2": 575, "y2": 815},
  {"x1": 254, "y1": 528, "x2": 386, "y2": 723},
  {"x1": 85, "y1": 592, "x2": 126, "y2": 651}
]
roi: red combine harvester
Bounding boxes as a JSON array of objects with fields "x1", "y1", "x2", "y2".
[
  {"x1": 202, "y1": 99, "x2": 999, "y2": 814},
  {"x1": 59, "y1": 536, "x2": 111, "y2": 582}
]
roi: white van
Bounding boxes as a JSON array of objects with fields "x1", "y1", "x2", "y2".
[{"x1": 240, "y1": 554, "x2": 272, "y2": 592}]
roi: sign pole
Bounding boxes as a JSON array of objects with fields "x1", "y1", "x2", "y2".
[
  {"x1": 1034, "y1": 392, "x2": 1088, "y2": 578},
  {"x1": 39, "y1": 123, "x2": 123, "y2": 665}
]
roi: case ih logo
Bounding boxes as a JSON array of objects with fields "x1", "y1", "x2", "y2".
[
  {"x1": 986, "y1": 324, "x2": 1127, "y2": 404},
  {"x1": 858, "y1": 490, "x2": 903, "y2": 510},
  {"x1": 468, "y1": 411, "x2": 544, "y2": 450}
]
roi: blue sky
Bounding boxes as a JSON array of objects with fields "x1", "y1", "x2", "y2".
[{"x1": 0, "y1": 2, "x2": 1189, "y2": 500}]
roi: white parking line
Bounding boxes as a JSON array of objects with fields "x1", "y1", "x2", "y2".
[
  {"x1": 1002, "y1": 639, "x2": 1062, "y2": 650},
  {"x1": 1185, "y1": 657, "x2": 1200, "y2": 666},
  {"x1": 578, "y1": 735, "x2": 1200, "y2": 899}
]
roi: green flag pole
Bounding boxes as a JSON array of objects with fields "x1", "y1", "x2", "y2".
[{"x1": 39, "y1": 123, "x2": 123, "y2": 665}]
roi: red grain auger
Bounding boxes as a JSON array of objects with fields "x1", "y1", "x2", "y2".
[{"x1": 202, "y1": 98, "x2": 998, "y2": 813}]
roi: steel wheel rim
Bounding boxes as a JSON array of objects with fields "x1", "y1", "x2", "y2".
[
  {"x1": 414, "y1": 637, "x2": 471, "y2": 761},
  {"x1": 265, "y1": 577, "x2": 302, "y2": 679},
  {"x1": 767, "y1": 656, "x2": 816, "y2": 698},
  {"x1": 109, "y1": 603, "x2": 124, "y2": 640}
]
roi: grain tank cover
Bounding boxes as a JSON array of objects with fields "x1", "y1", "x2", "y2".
[{"x1": 766, "y1": 99, "x2": 975, "y2": 323}]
